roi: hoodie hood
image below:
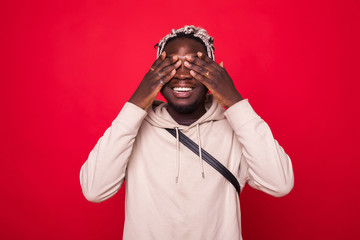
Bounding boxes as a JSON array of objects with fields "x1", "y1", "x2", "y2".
[{"x1": 145, "y1": 94, "x2": 225, "y2": 129}]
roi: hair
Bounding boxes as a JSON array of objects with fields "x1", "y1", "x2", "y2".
[{"x1": 155, "y1": 25, "x2": 215, "y2": 60}]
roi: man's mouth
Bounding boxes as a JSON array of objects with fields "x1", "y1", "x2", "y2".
[
  {"x1": 172, "y1": 87, "x2": 194, "y2": 93},
  {"x1": 170, "y1": 86, "x2": 195, "y2": 98}
]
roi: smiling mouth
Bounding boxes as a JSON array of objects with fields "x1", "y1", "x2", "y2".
[{"x1": 172, "y1": 87, "x2": 194, "y2": 93}]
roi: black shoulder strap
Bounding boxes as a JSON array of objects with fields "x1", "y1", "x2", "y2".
[{"x1": 166, "y1": 128, "x2": 241, "y2": 194}]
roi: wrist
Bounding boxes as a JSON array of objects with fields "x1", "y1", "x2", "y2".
[
  {"x1": 129, "y1": 96, "x2": 151, "y2": 111},
  {"x1": 224, "y1": 93, "x2": 243, "y2": 108}
]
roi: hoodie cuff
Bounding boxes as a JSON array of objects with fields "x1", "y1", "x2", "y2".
[
  {"x1": 113, "y1": 102, "x2": 148, "y2": 131},
  {"x1": 224, "y1": 99, "x2": 259, "y2": 130}
]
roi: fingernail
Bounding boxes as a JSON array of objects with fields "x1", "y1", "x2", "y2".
[
  {"x1": 184, "y1": 61, "x2": 191, "y2": 67},
  {"x1": 172, "y1": 69, "x2": 176, "y2": 74},
  {"x1": 190, "y1": 70, "x2": 196, "y2": 75},
  {"x1": 197, "y1": 52, "x2": 203, "y2": 57},
  {"x1": 173, "y1": 55, "x2": 178, "y2": 61},
  {"x1": 220, "y1": 61, "x2": 224, "y2": 68},
  {"x1": 185, "y1": 55, "x2": 193, "y2": 61}
]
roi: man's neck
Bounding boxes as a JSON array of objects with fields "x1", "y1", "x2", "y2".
[{"x1": 166, "y1": 105, "x2": 207, "y2": 126}]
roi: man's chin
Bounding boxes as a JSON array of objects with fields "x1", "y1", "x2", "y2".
[{"x1": 167, "y1": 101, "x2": 199, "y2": 114}]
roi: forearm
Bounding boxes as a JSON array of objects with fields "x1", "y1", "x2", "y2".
[
  {"x1": 80, "y1": 102, "x2": 147, "y2": 202},
  {"x1": 225, "y1": 100, "x2": 294, "y2": 197}
]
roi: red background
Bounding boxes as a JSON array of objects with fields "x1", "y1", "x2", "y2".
[{"x1": 1, "y1": 0, "x2": 359, "y2": 239}]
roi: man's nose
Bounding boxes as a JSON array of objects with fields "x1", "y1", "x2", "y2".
[{"x1": 174, "y1": 60, "x2": 192, "y2": 79}]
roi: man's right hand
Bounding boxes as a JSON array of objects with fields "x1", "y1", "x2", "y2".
[{"x1": 129, "y1": 51, "x2": 181, "y2": 110}]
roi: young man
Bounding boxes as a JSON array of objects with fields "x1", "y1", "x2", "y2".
[{"x1": 80, "y1": 25, "x2": 294, "y2": 240}]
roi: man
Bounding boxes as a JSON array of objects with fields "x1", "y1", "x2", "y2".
[{"x1": 80, "y1": 25, "x2": 294, "y2": 240}]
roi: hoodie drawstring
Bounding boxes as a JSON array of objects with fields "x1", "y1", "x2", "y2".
[
  {"x1": 174, "y1": 125, "x2": 205, "y2": 183},
  {"x1": 196, "y1": 124, "x2": 206, "y2": 179},
  {"x1": 175, "y1": 127, "x2": 180, "y2": 183}
]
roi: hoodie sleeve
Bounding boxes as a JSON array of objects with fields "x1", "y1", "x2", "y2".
[
  {"x1": 80, "y1": 102, "x2": 147, "y2": 203},
  {"x1": 224, "y1": 100, "x2": 294, "y2": 197}
]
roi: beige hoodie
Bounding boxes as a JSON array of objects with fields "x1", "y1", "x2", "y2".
[{"x1": 80, "y1": 96, "x2": 294, "y2": 240}]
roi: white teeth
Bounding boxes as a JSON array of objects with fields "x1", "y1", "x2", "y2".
[{"x1": 172, "y1": 87, "x2": 193, "y2": 92}]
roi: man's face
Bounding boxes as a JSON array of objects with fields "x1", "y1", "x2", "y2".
[{"x1": 161, "y1": 38, "x2": 208, "y2": 114}]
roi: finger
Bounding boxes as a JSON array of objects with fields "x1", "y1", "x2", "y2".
[
  {"x1": 185, "y1": 54, "x2": 214, "y2": 71},
  {"x1": 156, "y1": 55, "x2": 179, "y2": 72},
  {"x1": 156, "y1": 60, "x2": 180, "y2": 86},
  {"x1": 149, "y1": 55, "x2": 178, "y2": 75},
  {"x1": 189, "y1": 70, "x2": 207, "y2": 84},
  {"x1": 158, "y1": 60, "x2": 181, "y2": 77},
  {"x1": 193, "y1": 52, "x2": 225, "y2": 73},
  {"x1": 197, "y1": 51, "x2": 213, "y2": 64},
  {"x1": 186, "y1": 52, "x2": 220, "y2": 72},
  {"x1": 184, "y1": 60, "x2": 210, "y2": 76},
  {"x1": 197, "y1": 51, "x2": 225, "y2": 71},
  {"x1": 151, "y1": 51, "x2": 167, "y2": 70},
  {"x1": 158, "y1": 69, "x2": 176, "y2": 87},
  {"x1": 160, "y1": 51, "x2": 166, "y2": 61},
  {"x1": 190, "y1": 69, "x2": 216, "y2": 94}
]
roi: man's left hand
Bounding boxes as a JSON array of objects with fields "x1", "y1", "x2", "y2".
[{"x1": 184, "y1": 52, "x2": 243, "y2": 108}]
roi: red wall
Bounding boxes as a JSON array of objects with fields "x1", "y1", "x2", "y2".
[{"x1": 1, "y1": 0, "x2": 359, "y2": 239}]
